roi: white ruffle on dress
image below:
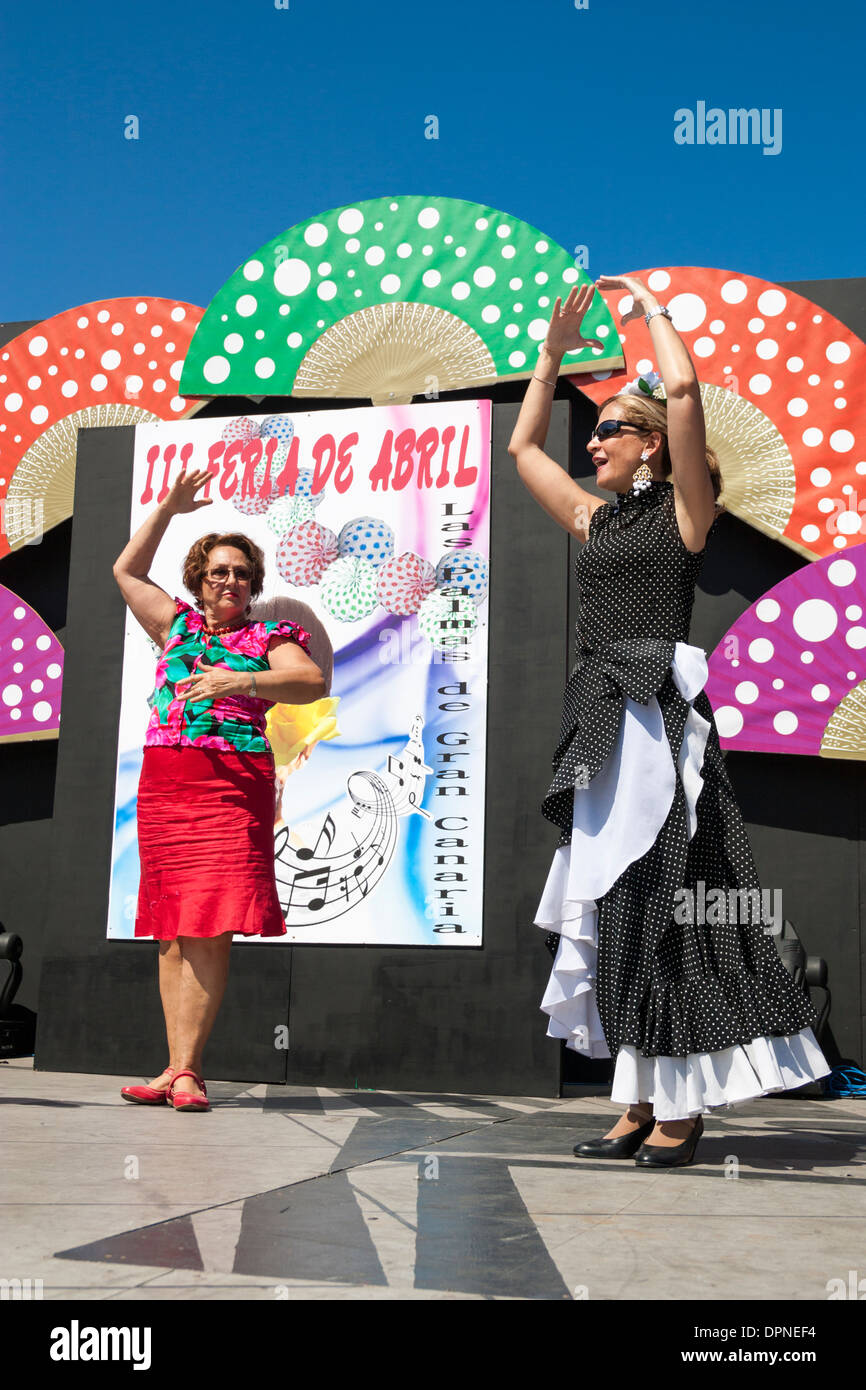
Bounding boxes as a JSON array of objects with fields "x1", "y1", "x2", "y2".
[{"x1": 534, "y1": 641, "x2": 831, "y2": 1121}]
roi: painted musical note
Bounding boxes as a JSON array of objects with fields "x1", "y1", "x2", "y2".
[
  {"x1": 337, "y1": 863, "x2": 368, "y2": 900},
  {"x1": 296, "y1": 812, "x2": 336, "y2": 862},
  {"x1": 381, "y1": 714, "x2": 433, "y2": 820},
  {"x1": 285, "y1": 865, "x2": 331, "y2": 912}
]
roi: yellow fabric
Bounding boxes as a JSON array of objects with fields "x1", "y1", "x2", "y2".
[{"x1": 266, "y1": 696, "x2": 341, "y2": 767}]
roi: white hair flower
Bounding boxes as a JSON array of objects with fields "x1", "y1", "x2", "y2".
[{"x1": 618, "y1": 370, "x2": 665, "y2": 400}]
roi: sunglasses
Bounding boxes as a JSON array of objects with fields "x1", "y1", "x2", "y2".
[
  {"x1": 592, "y1": 420, "x2": 646, "y2": 441},
  {"x1": 205, "y1": 565, "x2": 252, "y2": 583}
]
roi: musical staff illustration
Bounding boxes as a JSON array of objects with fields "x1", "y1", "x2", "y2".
[{"x1": 274, "y1": 769, "x2": 398, "y2": 926}]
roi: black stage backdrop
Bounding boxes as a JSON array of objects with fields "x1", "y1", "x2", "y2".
[{"x1": 1, "y1": 278, "x2": 864, "y2": 1093}]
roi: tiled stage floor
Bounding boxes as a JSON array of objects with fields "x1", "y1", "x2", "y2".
[{"x1": 1, "y1": 1058, "x2": 863, "y2": 1301}]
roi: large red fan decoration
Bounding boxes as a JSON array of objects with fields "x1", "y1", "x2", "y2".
[
  {"x1": 0, "y1": 297, "x2": 206, "y2": 560},
  {"x1": 570, "y1": 268, "x2": 866, "y2": 561}
]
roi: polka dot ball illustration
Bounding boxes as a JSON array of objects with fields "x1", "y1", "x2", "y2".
[
  {"x1": 266, "y1": 494, "x2": 316, "y2": 533},
  {"x1": 377, "y1": 551, "x2": 437, "y2": 615},
  {"x1": 275, "y1": 520, "x2": 339, "y2": 586},
  {"x1": 319, "y1": 555, "x2": 380, "y2": 621},
  {"x1": 435, "y1": 549, "x2": 489, "y2": 605},
  {"x1": 259, "y1": 414, "x2": 295, "y2": 446},
  {"x1": 220, "y1": 416, "x2": 259, "y2": 445},
  {"x1": 417, "y1": 589, "x2": 478, "y2": 649},
  {"x1": 231, "y1": 458, "x2": 272, "y2": 517},
  {"x1": 338, "y1": 516, "x2": 395, "y2": 567}
]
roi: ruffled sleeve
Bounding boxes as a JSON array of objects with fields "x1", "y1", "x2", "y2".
[
  {"x1": 240, "y1": 618, "x2": 313, "y2": 659},
  {"x1": 268, "y1": 619, "x2": 313, "y2": 657}
]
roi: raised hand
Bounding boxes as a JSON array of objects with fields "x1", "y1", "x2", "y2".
[
  {"x1": 544, "y1": 285, "x2": 604, "y2": 356},
  {"x1": 594, "y1": 274, "x2": 658, "y2": 325},
  {"x1": 163, "y1": 467, "x2": 215, "y2": 515}
]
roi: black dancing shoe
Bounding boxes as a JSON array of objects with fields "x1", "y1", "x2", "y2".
[
  {"x1": 633, "y1": 1114, "x2": 704, "y2": 1167},
  {"x1": 573, "y1": 1114, "x2": 656, "y2": 1159}
]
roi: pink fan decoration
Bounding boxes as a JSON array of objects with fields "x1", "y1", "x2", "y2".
[
  {"x1": 0, "y1": 584, "x2": 64, "y2": 743},
  {"x1": 705, "y1": 549, "x2": 866, "y2": 760},
  {"x1": 376, "y1": 551, "x2": 437, "y2": 615},
  {"x1": 275, "y1": 521, "x2": 339, "y2": 587}
]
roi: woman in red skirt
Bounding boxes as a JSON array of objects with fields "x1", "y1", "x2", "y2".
[{"x1": 113, "y1": 466, "x2": 325, "y2": 1111}]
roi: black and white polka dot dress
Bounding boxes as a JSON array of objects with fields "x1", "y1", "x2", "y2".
[{"x1": 534, "y1": 480, "x2": 831, "y2": 1117}]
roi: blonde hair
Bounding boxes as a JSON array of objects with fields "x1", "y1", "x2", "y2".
[{"x1": 599, "y1": 393, "x2": 725, "y2": 511}]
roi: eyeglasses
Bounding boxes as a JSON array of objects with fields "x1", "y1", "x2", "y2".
[
  {"x1": 592, "y1": 420, "x2": 646, "y2": 441},
  {"x1": 205, "y1": 565, "x2": 252, "y2": 583}
]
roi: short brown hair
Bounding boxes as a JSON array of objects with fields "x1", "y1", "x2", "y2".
[
  {"x1": 598, "y1": 393, "x2": 725, "y2": 509},
  {"x1": 182, "y1": 533, "x2": 266, "y2": 605}
]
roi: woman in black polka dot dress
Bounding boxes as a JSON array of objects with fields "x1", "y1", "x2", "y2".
[{"x1": 508, "y1": 274, "x2": 831, "y2": 1167}]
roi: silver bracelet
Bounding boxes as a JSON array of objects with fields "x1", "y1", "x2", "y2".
[
  {"x1": 645, "y1": 305, "x2": 672, "y2": 326},
  {"x1": 533, "y1": 374, "x2": 558, "y2": 387},
  {"x1": 248, "y1": 673, "x2": 257, "y2": 697}
]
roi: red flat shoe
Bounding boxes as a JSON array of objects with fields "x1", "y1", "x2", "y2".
[
  {"x1": 168, "y1": 1069, "x2": 209, "y2": 1112},
  {"x1": 121, "y1": 1066, "x2": 177, "y2": 1104}
]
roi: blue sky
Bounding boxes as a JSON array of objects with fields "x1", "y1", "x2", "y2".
[{"x1": 1, "y1": 0, "x2": 863, "y2": 323}]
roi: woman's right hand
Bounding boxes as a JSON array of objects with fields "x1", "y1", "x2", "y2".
[{"x1": 162, "y1": 467, "x2": 215, "y2": 516}]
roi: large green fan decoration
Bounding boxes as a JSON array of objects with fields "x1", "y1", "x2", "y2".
[{"x1": 180, "y1": 195, "x2": 623, "y2": 404}]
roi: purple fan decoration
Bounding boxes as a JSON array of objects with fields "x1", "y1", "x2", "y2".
[
  {"x1": 705, "y1": 549, "x2": 866, "y2": 759},
  {"x1": 0, "y1": 584, "x2": 65, "y2": 742}
]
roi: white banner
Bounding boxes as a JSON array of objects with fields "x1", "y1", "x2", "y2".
[{"x1": 107, "y1": 399, "x2": 491, "y2": 944}]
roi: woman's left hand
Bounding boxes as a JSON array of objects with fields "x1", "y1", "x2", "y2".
[
  {"x1": 595, "y1": 274, "x2": 659, "y2": 325},
  {"x1": 543, "y1": 285, "x2": 605, "y2": 356},
  {"x1": 175, "y1": 666, "x2": 245, "y2": 702}
]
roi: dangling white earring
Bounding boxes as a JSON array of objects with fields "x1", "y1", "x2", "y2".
[{"x1": 631, "y1": 450, "x2": 653, "y2": 494}]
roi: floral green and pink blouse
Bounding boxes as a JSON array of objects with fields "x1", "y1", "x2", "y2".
[{"x1": 144, "y1": 597, "x2": 313, "y2": 755}]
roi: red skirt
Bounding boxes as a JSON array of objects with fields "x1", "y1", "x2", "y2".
[{"x1": 134, "y1": 746, "x2": 287, "y2": 939}]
